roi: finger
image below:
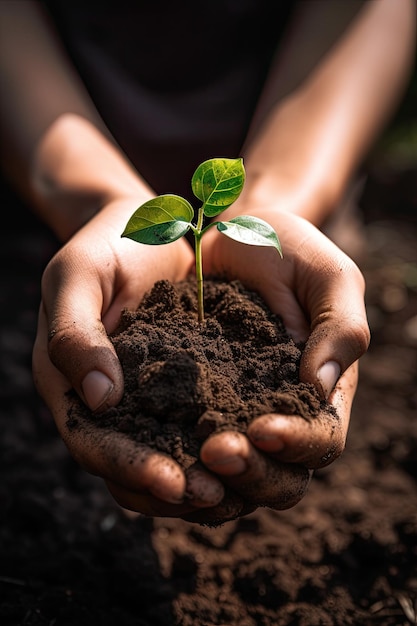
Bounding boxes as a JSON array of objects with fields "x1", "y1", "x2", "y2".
[
  {"x1": 105, "y1": 463, "x2": 225, "y2": 518},
  {"x1": 248, "y1": 362, "x2": 358, "y2": 468},
  {"x1": 181, "y1": 489, "x2": 250, "y2": 525},
  {"x1": 40, "y1": 254, "x2": 125, "y2": 411},
  {"x1": 185, "y1": 463, "x2": 225, "y2": 507},
  {"x1": 106, "y1": 481, "x2": 190, "y2": 517},
  {"x1": 34, "y1": 300, "x2": 123, "y2": 413},
  {"x1": 65, "y1": 414, "x2": 190, "y2": 503},
  {"x1": 200, "y1": 431, "x2": 311, "y2": 510},
  {"x1": 298, "y1": 250, "x2": 370, "y2": 397},
  {"x1": 33, "y1": 301, "x2": 73, "y2": 404},
  {"x1": 33, "y1": 331, "x2": 187, "y2": 503}
]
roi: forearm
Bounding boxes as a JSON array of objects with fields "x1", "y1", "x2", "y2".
[
  {"x1": 30, "y1": 114, "x2": 153, "y2": 241},
  {"x1": 240, "y1": 0, "x2": 416, "y2": 226},
  {"x1": 0, "y1": 1, "x2": 152, "y2": 241}
]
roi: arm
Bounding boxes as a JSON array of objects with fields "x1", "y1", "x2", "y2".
[
  {"x1": 0, "y1": 0, "x2": 194, "y2": 412},
  {"x1": 0, "y1": 0, "x2": 154, "y2": 241},
  {"x1": 1, "y1": 2, "x2": 221, "y2": 517},
  {"x1": 204, "y1": 0, "x2": 415, "y2": 358},
  {"x1": 198, "y1": 0, "x2": 415, "y2": 510},
  {"x1": 241, "y1": 0, "x2": 416, "y2": 226}
]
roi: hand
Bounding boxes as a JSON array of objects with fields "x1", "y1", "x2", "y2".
[
  {"x1": 190, "y1": 206, "x2": 370, "y2": 518},
  {"x1": 33, "y1": 197, "x2": 234, "y2": 519},
  {"x1": 33, "y1": 196, "x2": 369, "y2": 523}
]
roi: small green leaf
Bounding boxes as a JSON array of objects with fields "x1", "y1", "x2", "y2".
[
  {"x1": 216, "y1": 215, "x2": 283, "y2": 257},
  {"x1": 121, "y1": 195, "x2": 193, "y2": 245},
  {"x1": 191, "y1": 157, "x2": 245, "y2": 218}
]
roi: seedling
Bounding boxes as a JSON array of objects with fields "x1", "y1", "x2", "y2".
[{"x1": 121, "y1": 157, "x2": 282, "y2": 322}]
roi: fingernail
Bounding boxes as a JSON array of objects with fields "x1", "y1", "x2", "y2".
[
  {"x1": 205, "y1": 456, "x2": 247, "y2": 476},
  {"x1": 317, "y1": 361, "x2": 341, "y2": 399},
  {"x1": 81, "y1": 370, "x2": 114, "y2": 411}
]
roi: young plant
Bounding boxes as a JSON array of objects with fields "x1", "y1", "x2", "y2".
[{"x1": 121, "y1": 157, "x2": 282, "y2": 322}]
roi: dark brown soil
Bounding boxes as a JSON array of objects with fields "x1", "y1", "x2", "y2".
[
  {"x1": 1, "y1": 165, "x2": 416, "y2": 625},
  {"x1": 67, "y1": 276, "x2": 332, "y2": 525}
]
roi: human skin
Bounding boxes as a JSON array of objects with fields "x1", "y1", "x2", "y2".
[{"x1": 0, "y1": 0, "x2": 415, "y2": 519}]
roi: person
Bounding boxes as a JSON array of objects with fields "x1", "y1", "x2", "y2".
[{"x1": 0, "y1": 0, "x2": 414, "y2": 520}]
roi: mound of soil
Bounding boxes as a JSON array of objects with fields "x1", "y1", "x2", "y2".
[
  {"x1": 0, "y1": 169, "x2": 416, "y2": 626},
  {"x1": 67, "y1": 276, "x2": 332, "y2": 524}
]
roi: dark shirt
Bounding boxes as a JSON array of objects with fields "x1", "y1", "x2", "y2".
[{"x1": 43, "y1": 1, "x2": 294, "y2": 200}]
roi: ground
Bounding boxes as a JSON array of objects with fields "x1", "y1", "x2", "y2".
[{"x1": 0, "y1": 154, "x2": 416, "y2": 625}]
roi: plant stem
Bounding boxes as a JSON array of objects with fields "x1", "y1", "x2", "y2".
[
  {"x1": 195, "y1": 232, "x2": 204, "y2": 322},
  {"x1": 195, "y1": 205, "x2": 205, "y2": 322}
]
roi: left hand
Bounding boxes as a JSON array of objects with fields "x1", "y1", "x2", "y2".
[{"x1": 185, "y1": 206, "x2": 370, "y2": 521}]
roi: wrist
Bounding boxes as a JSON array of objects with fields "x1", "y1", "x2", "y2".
[
  {"x1": 29, "y1": 114, "x2": 153, "y2": 241},
  {"x1": 236, "y1": 90, "x2": 357, "y2": 227},
  {"x1": 225, "y1": 165, "x2": 339, "y2": 228}
]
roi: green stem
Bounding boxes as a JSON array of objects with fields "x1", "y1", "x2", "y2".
[
  {"x1": 195, "y1": 205, "x2": 205, "y2": 323},
  {"x1": 195, "y1": 232, "x2": 204, "y2": 322}
]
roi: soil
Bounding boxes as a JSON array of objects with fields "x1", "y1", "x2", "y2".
[
  {"x1": 66, "y1": 275, "x2": 333, "y2": 525},
  {"x1": 1, "y1": 162, "x2": 416, "y2": 625}
]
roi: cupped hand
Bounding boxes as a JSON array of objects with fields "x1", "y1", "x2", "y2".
[
  {"x1": 32, "y1": 197, "x2": 234, "y2": 519},
  {"x1": 33, "y1": 196, "x2": 370, "y2": 522},
  {"x1": 194, "y1": 206, "x2": 370, "y2": 514}
]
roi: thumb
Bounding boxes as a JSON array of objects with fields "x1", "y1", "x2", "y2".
[
  {"x1": 299, "y1": 280, "x2": 370, "y2": 400},
  {"x1": 36, "y1": 298, "x2": 124, "y2": 413}
]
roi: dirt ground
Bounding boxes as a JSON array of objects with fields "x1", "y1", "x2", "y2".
[{"x1": 0, "y1": 153, "x2": 416, "y2": 625}]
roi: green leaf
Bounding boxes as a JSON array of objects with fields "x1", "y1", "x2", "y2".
[
  {"x1": 121, "y1": 195, "x2": 193, "y2": 245},
  {"x1": 216, "y1": 215, "x2": 283, "y2": 257},
  {"x1": 191, "y1": 157, "x2": 245, "y2": 218}
]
